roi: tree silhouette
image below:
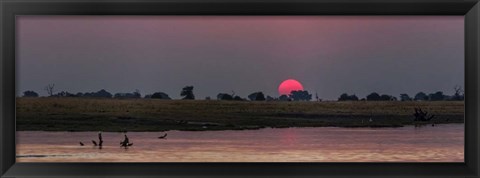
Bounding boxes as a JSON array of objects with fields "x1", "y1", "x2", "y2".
[
  {"x1": 217, "y1": 93, "x2": 233, "y2": 100},
  {"x1": 81, "y1": 89, "x2": 112, "y2": 98},
  {"x1": 380, "y1": 94, "x2": 396, "y2": 101},
  {"x1": 93, "y1": 89, "x2": 113, "y2": 98},
  {"x1": 452, "y1": 85, "x2": 464, "y2": 101},
  {"x1": 233, "y1": 96, "x2": 244, "y2": 101},
  {"x1": 248, "y1": 92, "x2": 266, "y2": 101},
  {"x1": 114, "y1": 90, "x2": 141, "y2": 99},
  {"x1": 279, "y1": 95, "x2": 291, "y2": 101},
  {"x1": 428, "y1": 91, "x2": 445, "y2": 101},
  {"x1": 44, "y1": 84, "x2": 55, "y2": 96},
  {"x1": 23, "y1": 90, "x2": 39, "y2": 97},
  {"x1": 290, "y1": 90, "x2": 312, "y2": 101},
  {"x1": 133, "y1": 89, "x2": 141, "y2": 98},
  {"x1": 414, "y1": 92, "x2": 428, "y2": 101},
  {"x1": 180, "y1": 86, "x2": 195, "y2": 100},
  {"x1": 54, "y1": 91, "x2": 76, "y2": 97},
  {"x1": 338, "y1": 93, "x2": 359, "y2": 101},
  {"x1": 266, "y1": 95, "x2": 275, "y2": 101},
  {"x1": 400, "y1": 94, "x2": 412, "y2": 101},
  {"x1": 151, "y1": 92, "x2": 171, "y2": 100},
  {"x1": 366, "y1": 92, "x2": 381, "y2": 101}
]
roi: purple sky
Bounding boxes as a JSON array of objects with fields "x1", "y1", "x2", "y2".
[{"x1": 17, "y1": 16, "x2": 464, "y2": 100}]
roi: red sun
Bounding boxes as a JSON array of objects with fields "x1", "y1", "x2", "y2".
[{"x1": 278, "y1": 79, "x2": 304, "y2": 96}]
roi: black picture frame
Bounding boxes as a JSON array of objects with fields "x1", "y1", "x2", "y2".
[{"x1": 1, "y1": 0, "x2": 479, "y2": 177}]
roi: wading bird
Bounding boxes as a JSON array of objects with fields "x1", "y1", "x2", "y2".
[
  {"x1": 120, "y1": 134, "x2": 133, "y2": 149},
  {"x1": 98, "y1": 132, "x2": 103, "y2": 147}
]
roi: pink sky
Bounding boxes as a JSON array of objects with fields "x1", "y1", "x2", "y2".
[{"x1": 17, "y1": 16, "x2": 464, "y2": 99}]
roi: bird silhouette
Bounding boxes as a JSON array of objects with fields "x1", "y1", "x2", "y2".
[
  {"x1": 158, "y1": 133, "x2": 168, "y2": 139},
  {"x1": 79, "y1": 142, "x2": 84, "y2": 146},
  {"x1": 120, "y1": 134, "x2": 132, "y2": 148},
  {"x1": 98, "y1": 132, "x2": 103, "y2": 147},
  {"x1": 92, "y1": 140, "x2": 97, "y2": 146}
]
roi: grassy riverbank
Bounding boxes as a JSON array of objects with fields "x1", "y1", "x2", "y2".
[{"x1": 16, "y1": 98, "x2": 464, "y2": 131}]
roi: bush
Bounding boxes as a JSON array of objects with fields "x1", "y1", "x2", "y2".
[
  {"x1": 366, "y1": 92, "x2": 381, "y2": 101},
  {"x1": 290, "y1": 90, "x2": 312, "y2": 101},
  {"x1": 338, "y1": 93, "x2": 359, "y2": 101},
  {"x1": 23, "y1": 91, "x2": 39, "y2": 97},
  {"x1": 248, "y1": 92, "x2": 266, "y2": 101},
  {"x1": 414, "y1": 92, "x2": 428, "y2": 101},
  {"x1": 400, "y1": 94, "x2": 412, "y2": 101},
  {"x1": 151, "y1": 92, "x2": 171, "y2": 100},
  {"x1": 217, "y1": 93, "x2": 233, "y2": 100},
  {"x1": 180, "y1": 86, "x2": 195, "y2": 100}
]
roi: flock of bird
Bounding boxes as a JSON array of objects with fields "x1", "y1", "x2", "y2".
[{"x1": 79, "y1": 132, "x2": 168, "y2": 149}]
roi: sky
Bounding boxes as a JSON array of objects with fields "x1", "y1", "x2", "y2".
[{"x1": 17, "y1": 16, "x2": 464, "y2": 100}]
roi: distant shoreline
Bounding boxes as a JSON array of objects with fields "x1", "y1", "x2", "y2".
[
  {"x1": 15, "y1": 123, "x2": 466, "y2": 133},
  {"x1": 16, "y1": 98, "x2": 464, "y2": 132}
]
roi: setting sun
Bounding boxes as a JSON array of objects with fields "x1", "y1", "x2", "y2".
[{"x1": 278, "y1": 79, "x2": 304, "y2": 96}]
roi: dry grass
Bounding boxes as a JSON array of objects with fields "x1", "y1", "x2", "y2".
[{"x1": 16, "y1": 98, "x2": 464, "y2": 131}]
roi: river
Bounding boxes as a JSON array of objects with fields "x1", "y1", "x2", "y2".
[{"x1": 16, "y1": 123, "x2": 464, "y2": 162}]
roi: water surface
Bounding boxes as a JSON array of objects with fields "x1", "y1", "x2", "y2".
[{"x1": 16, "y1": 124, "x2": 464, "y2": 162}]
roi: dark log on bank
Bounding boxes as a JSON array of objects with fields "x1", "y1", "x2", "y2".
[
  {"x1": 413, "y1": 107, "x2": 435, "y2": 121},
  {"x1": 158, "y1": 133, "x2": 167, "y2": 139}
]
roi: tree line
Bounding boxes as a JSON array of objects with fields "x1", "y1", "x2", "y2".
[
  {"x1": 22, "y1": 84, "x2": 194, "y2": 100},
  {"x1": 21, "y1": 84, "x2": 313, "y2": 101},
  {"x1": 338, "y1": 85, "x2": 464, "y2": 101},
  {"x1": 21, "y1": 84, "x2": 464, "y2": 102}
]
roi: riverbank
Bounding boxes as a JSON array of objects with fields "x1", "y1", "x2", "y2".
[{"x1": 16, "y1": 98, "x2": 464, "y2": 131}]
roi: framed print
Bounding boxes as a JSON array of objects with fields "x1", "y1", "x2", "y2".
[
  {"x1": 1, "y1": 0, "x2": 480, "y2": 177},
  {"x1": 14, "y1": 15, "x2": 466, "y2": 163}
]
